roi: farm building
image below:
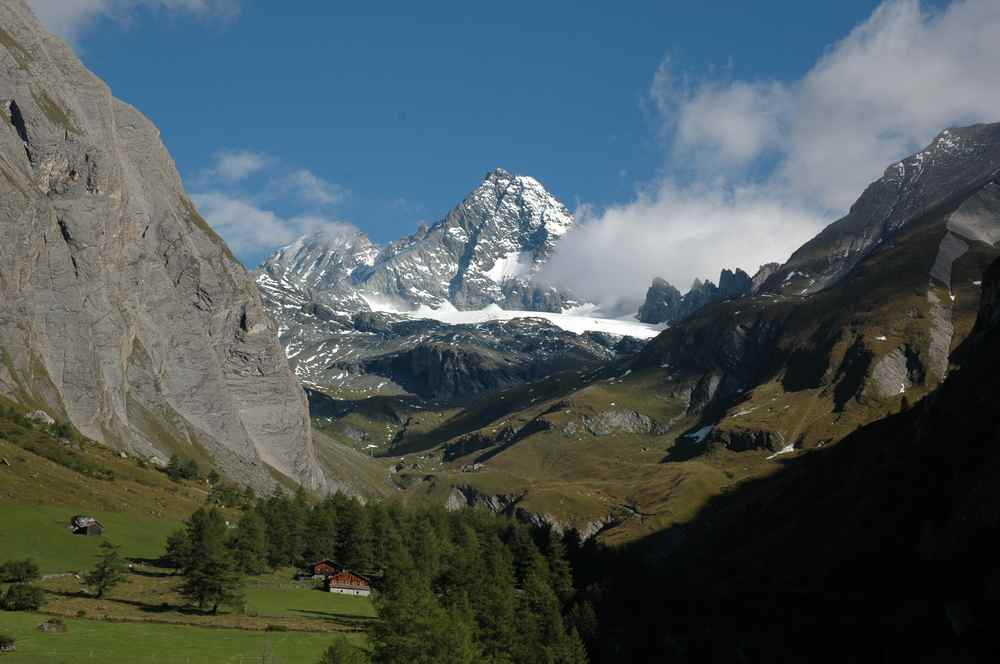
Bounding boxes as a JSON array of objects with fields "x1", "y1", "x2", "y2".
[
  {"x1": 69, "y1": 515, "x2": 103, "y2": 536},
  {"x1": 325, "y1": 570, "x2": 371, "y2": 597},
  {"x1": 307, "y1": 559, "x2": 344, "y2": 578}
]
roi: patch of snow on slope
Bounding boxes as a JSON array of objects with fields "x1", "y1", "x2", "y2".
[
  {"x1": 484, "y1": 251, "x2": 534, "y2": 283},
  {"x1": 395, "y1": 304, "x2": 666, "y2": 339},
  {"x1": 766, "y1": 444, "x2": 796, "y2": 460}
]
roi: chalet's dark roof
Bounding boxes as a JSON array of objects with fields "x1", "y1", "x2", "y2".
[
  {"x1": 70, "y1": 515, "x2": 104, "y2": 528},
  {"x1": 309, "y1": 559, "x2": 344, "y2": 569}
]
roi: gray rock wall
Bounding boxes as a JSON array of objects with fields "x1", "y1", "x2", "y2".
[{"x1": 0, "y1": 0, "x2": 324, "y2": 492}]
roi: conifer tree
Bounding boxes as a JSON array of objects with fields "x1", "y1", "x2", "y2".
[
  {"x1": 229, "y1": 510, "x2": 269, "y2": 574},
  {"x1": 83, "y1": 541, "x2": 128, "y2": 598},
  {"x1": 177, "y1": 508, "x2": 244, "y2": 614},
  {"x1": 542, "y1": 528, "x2": 576, "y2": 606},
  {"x1": 303, "y1": 500, "x2": 338, "y2": 563},
  {"x1": 337, "y1": 500, "x2": 373, "y2": 573}
]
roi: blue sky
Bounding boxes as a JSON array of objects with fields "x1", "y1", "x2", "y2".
[{"x1": 29, "y1": 0, "x2": 998, "y2": 301}]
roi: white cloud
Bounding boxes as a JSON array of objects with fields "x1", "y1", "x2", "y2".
[
  {"x1": 543, "y1": 0, "x2": 1000, "y2": 308},
  {"x1": 191, "y1": 191, "x2": 355, "y2": 259},
  {"x1": 542, "y1": 182, "x2": 824, "y2": 311},
  {"x1": 277, "y1": 169, "x2": 346, "y2": 207},
  {"x1": 188, "y1": 152, "x2": 350, "y2": 265},
  {"x1": 28, "y1": 0, "x2": 239, "y2": 44},
  {"x1": 211, "y1": 150, "x2": 270, "y2": 182}
]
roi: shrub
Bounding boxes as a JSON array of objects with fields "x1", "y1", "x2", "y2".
[
  {"x1": 0, "y1": 634, "x2": 15, "y2": 651},
  {"x1": 75, "y1": 610, "x2": 86, "y2": 618},
  {"x1": 166, "y1": 454, "x2": 199, "y2": 481},
  {"x1": 264, "y1": 624, "x2": 288, "y2": 632},
  {"x1": 1, "y1": 584, "x2": 45, "y2": 611},
  {"x1": 0, "y1": 558, "x2": 40, "y2": 583}
]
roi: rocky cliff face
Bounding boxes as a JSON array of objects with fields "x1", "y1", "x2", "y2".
[{"x1": 0, "y1": 0, "x2": 324, "y2": 491}]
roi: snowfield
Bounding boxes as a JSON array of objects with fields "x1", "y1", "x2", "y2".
[{"x1": 362, "y1": 297, "x2": 667, "y2": 339}]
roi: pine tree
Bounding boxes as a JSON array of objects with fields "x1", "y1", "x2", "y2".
[
  {"x1": 514, "y1": 559, "x2": 571, "y2": 664},
  {"x1": 542, "y1": 529, "x2": 575, "y2": 606},
  {"x1": 372, "y1": 568, "x2": 480, "y2": 664},
  {"x1": 229, "y1": 510, "x2": 269, "y2": 574},
  {"x1": 337, "y1": 500, "x2": 373, "y2": 573},
  {"x1": 83, "y1": 541, "x2": 128, "y2": 598},
  {"x1": 303, "y1": 500, "x2": 338, "y2": 563},
  {"x1": 506, "y1": 524, "x2": 540, "y2": 586},
  {"x1": 163, "y1": 528, "x2": 192, "y2": 573},
  {"x1": 474, "y1": 535, "x2": 519, "y2": 662},
  {"x1": 177, "y1": 508, "x2": 244, "y2": 614}
]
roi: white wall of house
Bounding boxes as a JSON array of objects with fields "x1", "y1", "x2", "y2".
[{"x1": 328, "y1": 587, "x2": 371, "y2": 597}]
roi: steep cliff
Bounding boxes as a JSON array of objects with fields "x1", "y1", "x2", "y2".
[{"x1": 0, "y1": 0, "x2": 324, "y2": 491}]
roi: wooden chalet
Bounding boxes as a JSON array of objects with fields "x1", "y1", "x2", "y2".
[
  {"x1": 69, "y1": 515, "x2": 103, "y2": 536},
  {"x1": 307, "y1": 559, "x2": 344, "y2": 578},
  {"x1": 325, "y1": 570, "x2": 371, "y2": 597}
]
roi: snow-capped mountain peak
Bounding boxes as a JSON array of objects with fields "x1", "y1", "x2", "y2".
[{"x1": 258, "y1": 167, "x2": 578, "y2": 317}]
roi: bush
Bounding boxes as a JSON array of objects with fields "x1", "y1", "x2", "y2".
[
  {"x1": 0, "y1": 634, "x2": 15, "y2": 651},
  {"x1": 1, "y1": 584, "x2": 45, "y2": 611},
  {"x1": 166, "y1": 454, "x2": 199, "y2": 481},
  {"x1": 318, "y1": 635, "x2": 370, "y2": 664},
  {"x1": 264, "y1": 624, "x2": 288, "y2": 632},
  {"x1": 0, "y1": 558, "x2": 40, "y2": 583}
]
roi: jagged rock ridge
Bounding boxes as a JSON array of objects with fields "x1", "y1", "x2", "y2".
[
  {"x1": 0, "y1": 0, "x2": 324, "y2": 491},
  {"x1": 637, "y1": 268, "x2": 754, "y2": 325}
]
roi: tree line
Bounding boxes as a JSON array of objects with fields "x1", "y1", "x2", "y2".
[{"x1": 163, "y1": 488, "x2": 595, "y2": 663}]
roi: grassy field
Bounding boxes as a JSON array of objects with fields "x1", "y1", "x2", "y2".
[
  {"x1": 0, "y1": 612, "x2": 360, "y2": 663},
  {"x1": 26, "y1": 565, "x2": 373, "y2": 631},
  {"x1": 0, "y1": 505, "x2": 180, "y2": 574},
  {"x1": 245, "y1": 571, "x2": 376, "y2": 622}
]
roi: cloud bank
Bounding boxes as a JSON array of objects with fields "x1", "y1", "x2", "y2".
[
  {"x1": 190, "y1": 151, "x2": 353, "y2": 266},
  {"x1": 543, "y1": 0, "x2": 1000, "y2": 310},
  {"x1": 28, "y1": 0, "x2": 239, "y2": 44}
]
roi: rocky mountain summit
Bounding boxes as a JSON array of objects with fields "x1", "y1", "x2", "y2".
[
  {"x1": 257, "y1": 168, "x2": 661, "y2": 399},
  {"x1": 763, "y1": 124, "x2": 1000, "y2": 296},
  {"x1": 258, "y1": 167, "x2": 577, "y2": 318},
  {"x1": 0, "y1": 0, "x2": 324, "y2": 491}
]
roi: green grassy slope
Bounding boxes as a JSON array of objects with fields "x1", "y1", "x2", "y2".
[{"x1": 0, "y1": 612, "x2": 359, "y2": 663}]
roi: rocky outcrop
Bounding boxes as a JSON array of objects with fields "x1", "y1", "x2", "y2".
[
  {"x1": 636, "y1": 269, "x2": 752, "y2": 325},
  {"x1": 711, "y1": 427, "x2": 784, "y2": 452},
  {"x1": 578, "y1": 409, "x2": 667, "y2": 436},
  {"x1": 750, "y1": 263, "x2": 781, "y2": 293},
  {"x1": 444, "y1": 484, "x2": 620, "y2": 541},
  {"x1": 0, "y1": 1, "x2": 323, "y2": 492},
  {"x1": 718, "y1": 268, "x2": 753, "y2": 299}
]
